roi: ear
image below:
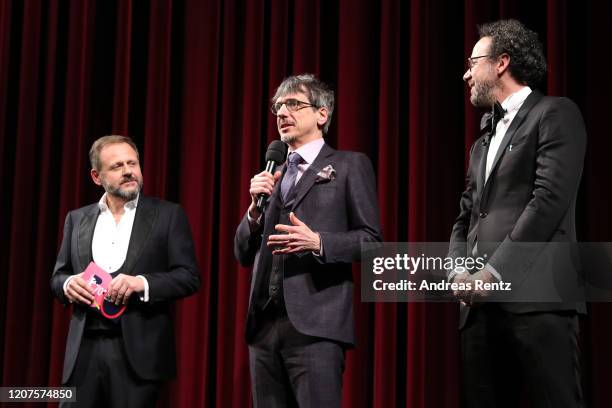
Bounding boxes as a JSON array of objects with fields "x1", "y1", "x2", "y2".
[
  {"x1": 496, "y1": 53, "x2": 511, "y2": 76},
  {"x1": 317, "y1": 107, "x2": 329, "y2": 128},
  {"x1": 90, "y1": 168, "x2": 103, "y2": 186}
]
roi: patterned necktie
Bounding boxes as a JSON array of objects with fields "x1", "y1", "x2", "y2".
[{"x1": 280, "y1": 152, "x2": 303, "y2": 202}]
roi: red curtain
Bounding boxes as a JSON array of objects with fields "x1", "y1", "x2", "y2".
[{"x1": 1, "y1": 1, "x2": 610, "y2": 407}]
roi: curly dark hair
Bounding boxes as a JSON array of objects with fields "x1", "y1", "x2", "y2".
[{"x1": 478, "y1": 19, "x2": 547, "y2": 88}]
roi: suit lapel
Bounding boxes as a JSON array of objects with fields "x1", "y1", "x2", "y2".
[
  {"x1": 253, "y1": 163, "x2": 286, "y2": 263},
  {"x1": 123, "y1": 196, "x2": 157, "y2": 275},
  {"x1": 77, "y1": 205, "x2": 100, "y2": 272},
  {"x1": 261, "y1": 175, "x2": 283, "y2": 241},
  {"x1": 476, "y1": 136, "x2": 489, "y2": 195},
  {"x1": 251, "y1": 172, "x2": 284, "y2": 304},
  {"x1": 484, "y1": 91, "x2": 543, "y2": 189},
  {"x1": 289, "y1": 143, "x2": 335, "y2": 211},
  {"x1": 272, "y1": 163, "x2": 287, "y2": 206},
  {"x1": 252, "y1": 145, "x2": 334, "y2": 299}
]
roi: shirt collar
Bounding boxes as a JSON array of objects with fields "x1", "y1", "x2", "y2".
[
  {"x1": 288, "y1": 137, "x2": 325, "y2": 165},
  {"x1": 98, "y1": 192, "x2": 140, "y2": 212},
  {"x1": 501, "y1": 86, "x2": 532, "y2": 115}
]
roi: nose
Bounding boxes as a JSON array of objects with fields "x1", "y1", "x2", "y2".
[
  {"x1": 276, "y1": 103, "x2": 290, "y2": 118},
  {"x1": 121, "y1": 164, "x2": 132, "y2": 175},
  {"x1": 277, "y1": 103, "x2": 289, "y2": 117},
  {"x1": 463, "y1": 68, "x2": 471, "y2": 82}
]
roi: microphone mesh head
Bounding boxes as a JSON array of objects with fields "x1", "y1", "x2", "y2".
[{"x1": 265, "y1": 140, "x2": 287, "y2": 164}]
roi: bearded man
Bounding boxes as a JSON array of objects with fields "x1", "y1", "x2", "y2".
[
  {"x1": 448, "y1": 20, "x2": 586, "y2": 408},
  {"x1": 51, "y1": 135, "x2": 200, "y2": 407}
]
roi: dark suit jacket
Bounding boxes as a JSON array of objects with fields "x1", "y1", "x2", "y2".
[
  {"x1": 50, "y1": 196, "x2": 200, "y2": 383},
  {"x1": 234, "y1": 143, "x2": 381, "y2": 346},
  {"x1": 449, "y1": 91, "x2": 587, "y2": 327}
]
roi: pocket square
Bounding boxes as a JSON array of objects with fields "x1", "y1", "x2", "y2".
[{"x1": 315, "y1": 165, "x2": 336, "y2": 183}]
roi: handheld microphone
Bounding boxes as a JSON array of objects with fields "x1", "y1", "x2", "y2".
[{"x1": 256, "y1": 140, "x2": 287, "y2": 213}]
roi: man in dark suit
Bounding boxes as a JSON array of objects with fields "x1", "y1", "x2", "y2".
[
  {"x1": 448, "y1": 20, "x2": 586, "y2": 407},
  {"x1": 51, "y1": 135, "x2": 200, "y2": 407},
  {"x1": 234, "y1": 74, "x2": 381, "y2": 407}
]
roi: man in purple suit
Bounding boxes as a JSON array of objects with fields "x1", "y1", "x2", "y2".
[{"x1": 235, "y1": 74, "x2": 381, "y2": 407}]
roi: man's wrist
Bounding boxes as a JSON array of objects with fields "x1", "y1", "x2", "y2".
[
  {"x1": 312, "y1": 233, "x2": 323, "y2": 257},
  {"x1": 63, "y1": 275, "x2": 76, "y2": 296},
  {"x1": 248, "y1": 204, "x2": 262, "y2": 222},
  {"x1": 248, "y1": 201, "x2": 260, "y2": 216},
  {"x1": 483, "y1": 264, "x2": 502, "y2": 281},
  {"x1": 247, "y1": 204, "x2": 263, "y2": 232},
  {"x1": 448, "y1": 269, "x2": 466, "y2": 283}
]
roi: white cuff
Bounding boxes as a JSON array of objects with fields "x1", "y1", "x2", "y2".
[
  {"x1": 137, "y1": 275, "x2": 150, "y2": 302},
  {"x1": 447, "y1": 268, "x2": 467, "y2": 283},
  {"x1": 63, "y1": 275, "x2": 76, "y2": 296},
  {"x1": 247, "y1": 211, "x2": 262, "y2": 230},
  {"x1": 484, "y1": 264, "x2": 502, "y2": 281}
]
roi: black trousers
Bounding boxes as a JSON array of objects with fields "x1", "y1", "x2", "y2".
[
  {"x1": 60, "y1": 333, "x2": 160, "y2": 408},
  {"x1": 248, "y1": 306, "x2": 346, "y2": 408},
  {"x1": 461, "y1": 305, "x2": 583, "y2": 408}
]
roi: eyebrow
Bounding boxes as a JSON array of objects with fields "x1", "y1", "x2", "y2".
[{"x1": 109, "y1": 158, "x2": 138, "y2": 167}]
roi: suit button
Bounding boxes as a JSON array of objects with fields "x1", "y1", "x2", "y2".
[{"x1": 479, "y1": 211, "x2": 488, "y2": 218}]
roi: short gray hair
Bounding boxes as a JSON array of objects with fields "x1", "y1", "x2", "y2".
[
  {"x1": 89, "y1": 135, "x2": 139, "y2": 171},
  {"x1": 272, "y1": 74, "x2": 335, "y2": 134}
]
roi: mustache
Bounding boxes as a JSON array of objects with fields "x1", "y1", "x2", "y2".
[{"x1": 121, "y1": 176, "x2": 138, "y2": 184}]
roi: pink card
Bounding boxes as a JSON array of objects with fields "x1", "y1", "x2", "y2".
[
  {"x1": 81, "y1": 262, "x2": 126, "y2": 319},
  {"x1": 82, "y1": 262, "x2": 112, "y2": 310}
]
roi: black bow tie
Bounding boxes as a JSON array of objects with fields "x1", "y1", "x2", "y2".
[{"x1": 480, "y1": 102, "x2": 507, "y2": 133}]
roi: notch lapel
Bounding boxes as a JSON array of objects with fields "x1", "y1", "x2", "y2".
[
  {"x1": 123, "y1": 196, "x2": 157, "y2": 276},
  {"x1": 476, "y1": 136, "x2": 490, "y2": 195},
  {"x1": 77, "y1": 205, "x2": 100, "y2": 272},
  {"x1": 484, "y1": 91, "x2": 543, "y2": 191},
  {"x1": 290, "y1": 144, "x2": 335, "y2": 211},
  {"x1": 251, "y1": 168, "x2": 285, "y2": 305},
  {"x1": 261, "y1": 168, "x2": 284, "y2": 242},
  {"x1": 259, "y1": 162, "x2": 286, "y2": 244}
]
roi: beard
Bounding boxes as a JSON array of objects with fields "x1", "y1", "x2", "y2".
[
  {"x1": 470, "y1": 70, "x2": 499, "y2": 107},
  {"x1": 103, "y1": 176, "x2": 142, "y2": 201},
  {"x1": 280, "y1": 133, "x2": 297, "y2": 145}
]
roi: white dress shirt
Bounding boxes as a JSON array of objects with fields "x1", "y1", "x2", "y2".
[
  {"x1": 63, "y1": 193, "x2": 149, "y2": 301},
  {"x1": 92, "y1": 193, "x2": 138, "y2": 273},
  {"x1": 451, "y1": 87, "x2": 532, "y2": 283},
  {"x1": 485, "y1": 86, "x2": 532, "y2": 182}
]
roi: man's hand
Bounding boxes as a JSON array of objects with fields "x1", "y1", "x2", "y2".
[
  {"x1": 107, "y1": 274, "x2": 144, "y2": 305},
  {"x1": 268, "y1": 212, "x2": 321, "y2": 255},
  {"x1": 453, "y1": 268, "x2": 498, "y2": 306},
  {"x1": 467, "y1": 268, "x2": 498, "y2": 300},
  {"x1": 64, "y1": 273, "x2": 95, "y2": 305},
  {"x1": 452, "y1": 272, "x2": 471, "y2": 306},
  {"x1": 249, "y1": 170, "x2": 282, "y2": 219}
]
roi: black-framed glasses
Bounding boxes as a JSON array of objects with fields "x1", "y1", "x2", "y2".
[
  {"x1": 467, "y1": 54, "x2": 494, "y2": 70},
  {"x1": 271, "y1": 98, "x2": 318, "y2": 115}
]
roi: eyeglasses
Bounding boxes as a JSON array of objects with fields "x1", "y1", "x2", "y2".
[
  {"x1": 271, "y1": 98, "x2": 318, "y2": 116},
  {"x1": 466, "y1": 55, "x2": 494, "y2": 71}
]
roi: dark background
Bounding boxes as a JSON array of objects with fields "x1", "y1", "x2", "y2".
[{"x1": 1, "y1": 0, "x2": 611, "y2": 407}]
